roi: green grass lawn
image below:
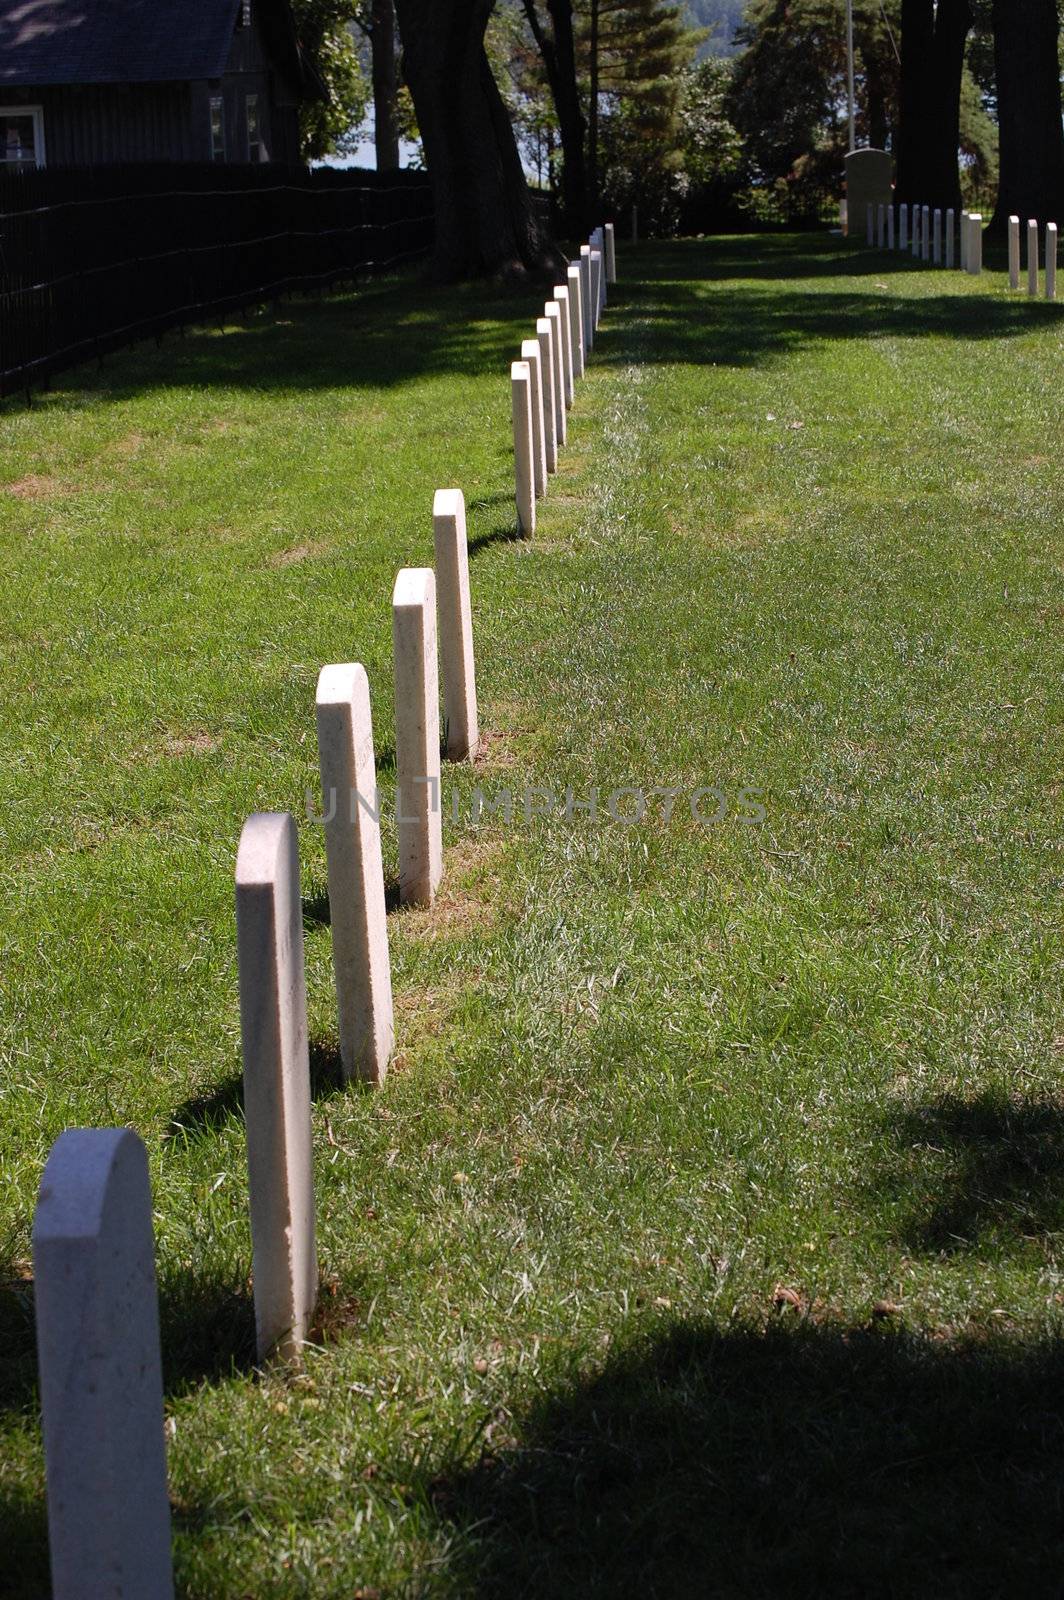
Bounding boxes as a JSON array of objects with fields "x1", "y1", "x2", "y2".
[{"x1": 3, "y1": 234, "x2": 1064, "y2": 1597}]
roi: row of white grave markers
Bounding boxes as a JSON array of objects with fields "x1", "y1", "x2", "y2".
[
  {"x1": 1007, "y1": 214, "x2": 1059, "y2": 300},
  {"x1": 512, "y1": 222, "x2": 616, "y2": 537},
  {"x1": 868, "y1": 200, "x2": 973, "y2": 273},
  {"x1": 31, "y1": 226, "x2": 623, "y2": 1595}
]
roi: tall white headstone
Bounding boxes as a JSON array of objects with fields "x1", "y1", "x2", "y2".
[
  {"x1": 520, "y1": 338, "x2": 548, "y2": 499},
  {"x1": 877, "y1": 203, "x2": 885, "y2": 248},
  {"x1": 551, "y1": 286, "x2": 575, "y2": 409},
  {"x1": 591, "y1": 250, "x2": 604, "y2": 327},
  {"x1": 1047, "y1": 222, "x2": 1058, "y2": 300},
  {"x1": 946, "y1": 208, "x2": 955, "y2": 269},
  {"x1": 392, "y1": 568, "x2": 443, "y2": 907},
  {"x1": 887, "y1": 205, "x2": 895, "y2": 249},
  {"x1": 237, "y1": 811, "x2": 318, "y2": 1365},
  {"x1": 900, "y1": 204, "x2": 909, "y2": 252},
  {"x1": 1028, "y1": 219, "x2": 1039, "y2": 296},
  {"x1": 921, "y1": 205, "x2": 930, "y2": 261},
  {"x1": 1008, "y1": 215, "x2": 1021, "y2": 289},
  {"x1": 933, "y1": 208, "x2": 942, "y2": 264},
  {"x1": 544, "y1": 302, "x2": 568, "y2": 447},
  {"x1": 316, "y1": 664, "x2": 394, "y2": 1085},
  {"x1": 912, "y1": 205, "x2": 921, "y2": 257},
  {"x1": 511, "y1": 360, "x2": 535, "y2": 538},
  {"x1": 536, "y1": 316, "x2": 559, "y2": 474},
  {"x1": 579, "y1": 246, "x2": 594, "y2": 350},
  {"x1": 34, "y1": 1128, "x2": 174, "y2": 1600},
  {"x1": 605, "y1": 221, "x2": 617, "y2": 284},
  {"x1": 432, "y1": 488, "x2": 479, "y2": 761},
  {"x1": 968, "y1": 214, "x2": 983, "y2": 275},
  {"x1": 566, "y1": 264, "x2": 586, "y2": 380},
  {"x1": 960, "y1": 211, "x2": 969, "y2": 271}
]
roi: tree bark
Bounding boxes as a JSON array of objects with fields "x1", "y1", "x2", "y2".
[
  {"x1": 896, "y1": 0, "x2": 971, "y2": 212},
  {"x1": 522, "y1": 0, "x2": 589, "y2": 236},
  {"x1": 991, "y1": 0, "x2": 1064, "y2": 229},
  {"x1": 394, "y1": 0, "x2": 558, "y2": 279},
  {"x1": 370, "y1": 0, "x2": 400, "y2": 171}
]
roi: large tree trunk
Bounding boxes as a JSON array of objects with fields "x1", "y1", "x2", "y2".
[
  {"x1": 394, "y1": 0, "x2": 558, "y2": 279},
  {"x1": 896, "y1": 0, "x2": 971, "y2": 212},
  {"x1": 992, "y1": 0, "x2": 1064, "y2": 229},
  {"x1": 522, "y1": 0, "x2": 589, "y2": 236},
  {"x1": 371, "y1": 0, "x2": 400, "y2": 172}
]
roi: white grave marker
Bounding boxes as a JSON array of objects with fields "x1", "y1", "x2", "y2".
[
  {"x1": 887, "y1": 206, "x2": 895, "y2": 249},
  {"x1": 1008, "y1": 215, "x2": 1021, "y2": 289},
  {"x1": 921, "y1": 205, "x2": 930, "y2": 261},
  {"x1": 946, "y1": 208, "x2": 955, "y2": 269},
  {"x1": 1028, "y1": 219, "x2": 1039, "y2": 296},
  {"x1": 545, "y1": 301, "x2": 569, "y2": 442},
  {"x1": 566, "y1": 264, "x2": 586, "y2": 379},
  {"x1": 551, "y1": 287, "x2": 575, "y2": 409},
  {"x1": 866, "y1": 203, "x2": 874, "y2": 245},
  {"x1": 316, "y1": 664, "x2": 395, "y2": 1085},
  {"x1": 536, "y1": 316, "x2": 559, "y2": 473},
  {"x1": 591, "y1": 249, "x2": 604, "y2": 326},
  {"x1": 900, "y1": 204, "x2": 909, "y2": 251},
  {"x1": 933, "y1": 208, "x2": 942, "y2": 264},
  {"x1": 392, "y1": 568, "x2": 444, "y2": 906},
  {"x1": 968, "y1": 213, "x2": 983, "y2": 275},
  {"x1": 34, "y1": 1128, "x2": 174, "y2": 1600},
  {"x1": 877, "y1": 203, "x2": 885, "y2": 248},
  {"x1": 1047, "y1": 223, "x2": 1058, "y2": 300},
  {"x1": 237, "y1": 811, "x2": 318, "y2": 1365},
  {"x1": 432, "y1": 488, "x2": 480, "y2": 761},
  {"x1": 579, "y1": 246, "x2": 594, "y2": 350},
  {"x1": 605, "y1": 221, "x2": 617, "y2": 283},
  {"x1": 520, "y1": 337, "x2": 548, "y2": 499}
]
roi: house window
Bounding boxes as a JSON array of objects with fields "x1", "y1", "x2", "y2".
[
  {"x1": 209, "y1": 96, "x2": 226, "y2": 161},
  {"x1": 246, "y1": 94, "x2": 265, "y2": 162},
  {"x1": 0, "y1": 105, "x2": 45, "y2": 169}
]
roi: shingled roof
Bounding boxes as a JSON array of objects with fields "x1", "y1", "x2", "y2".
[{"x1": 0, "y1": 0, "x2": 316, "y2": 89}]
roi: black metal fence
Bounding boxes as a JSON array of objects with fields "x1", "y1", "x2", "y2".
[{"x1": 0, "y1": 163, "x2": 434, "y2": 398}]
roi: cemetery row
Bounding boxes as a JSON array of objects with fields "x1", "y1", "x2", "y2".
[
  {"x1": 863, "y1": 201, "x2": 1062, "y2": 299},
  {"x1": 28, "y1": 224, "x2": 618, "y2": 1599}
]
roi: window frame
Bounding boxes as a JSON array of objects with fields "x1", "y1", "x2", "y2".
[
  {"x1": 245, "y1": 92, "x2": 263, "y2": 163},
  {"x1": 0, "y1": 104, "x2": 46, "y2": 169},
  {"x1": 209, "y1": 95, "x2": 226, "y2": 162}
]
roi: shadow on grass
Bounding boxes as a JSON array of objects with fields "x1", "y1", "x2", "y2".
[
  {"x1": 166, "y1": 1036, "x2": 348, "y2": 1145},
  {"x1": 431, "y1": 1320, "x2": 1064, "y2": 1598},
  {"x1": 873, "y1": 1091, "x2": 1064, "y2": 1253}
]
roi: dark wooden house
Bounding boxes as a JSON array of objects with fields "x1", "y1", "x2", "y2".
[{"x1": 0, "y1": 0, "x2": 322, "y2": 169}]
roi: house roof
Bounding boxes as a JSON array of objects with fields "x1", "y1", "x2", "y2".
[{"x1": 0, "y1": 0, "x2": 320, "y2": 91}]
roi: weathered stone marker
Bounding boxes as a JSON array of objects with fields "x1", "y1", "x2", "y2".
[
  {"x1": 511, "y1": 360, "x2": 535, "y2": 537},
  {"x1": 316, "y1": 664, "x2": 394, "y2": 1085},
  {"x1": 595, "y1": 233, "x2": 607, "y2": 311},
  {"x1": 536, "y1": 317, "x2": 559, "y2": 473},
  {"x1": 432, "y1": 488, "x2": 479, "y2": 762},
  {"x1": 933, "y1": 208, "x2": 942, "y2": 264},
  {"x1": 545, "y1": 301, "x2": 569, "y2": 443},
  {"x1": 1028, "y1": 219, "x2": 1039, "y2": 296},
  {"x1": 877, "y1": 203, "x2": 885, "y2": 247},
  {"x1": 921, "y1": 205, "x2": 930, "y2": 261},
  {"x1": 960, "y1": 210, "x2": 969, "y2": 271},
  {"x1": 393, "y1": 568, "x2": 444, "y2": 904},
  {"x1": 900, "y1": 204, "x2": 908, "y2": 251},
  {"x1": 591, "y1": 249, "x2": 604, "y2": 326},
  {"x1": 605, "y1": 221, "x2": 617, "y2": 283},
  {"x1": 1008, "y1": 215, "x2": 1021, "y2": 289},
  {"x1": 236, "y1": 811, "x2": 318, "y2": 1365},
  {"x1": 946, "y1": 208, "x2": 955, "y2": 269},
  {"x1": 968, "y1": 213, "x2": 983, "y2": 275},
  {"x1": 566, "y1": 263, "x2": 586, "y2": 379},
  {"x1": 887, "y1": 205, "x2": 895, "y2": 249},
  {"x1": 1046, "y1": 223, "x2": 1058, "y2": 300},
  {"x1": 912, "y1": 204, "x2": 921, "y2": 257},
  {"x1": 579, "y1": 246, "x2": 594, "y2": 349},
  {"x1": 520, "y1": 338, "x2": 548, "y2": 498},
  {"x1": 551, "y1": 287, "x2": 575, "y2": 409},
  {"x1": 34, "y1": 1128, "x2": 174, "y2": 1600}
]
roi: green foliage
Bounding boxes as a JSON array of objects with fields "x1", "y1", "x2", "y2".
[
  {"x1": 677, "y1": 55, "x2": 746, "y2": 188},
  {"x1": 683, "y1": 0, "x2": 746, "y2": 56},
  {"x1": 293, "y1": 0, "x2": 370, "y2": 159}
]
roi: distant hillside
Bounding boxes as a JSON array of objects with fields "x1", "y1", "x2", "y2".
[{"x1": 685, "y1": 0, "x2": 746, "y2": 56}]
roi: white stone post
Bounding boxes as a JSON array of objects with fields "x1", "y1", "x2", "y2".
[
  {"x1": 933, "y1": 208, "x2": 942, "y2": 264},
  {"x1": 566, "y1": 263, "x2": 586, "y2": 379},
  {"x1": 900, "y1": 204, "x2": 908, "y2": 251},
  {"x1": 912, "y1": 205, "x2": 921, "y2": 257},
  {"x1": 579, "y1": 246, "x2": 594, "y2": 349},
  {"x1": 591, "y1": 249, "x2": 604, "y2": 326},
  {"x1": 536, "y1": 316, "x2": 559, "y2": 474},
  {"x1": 921, "y1": 206, "x2": 930, "y2": 261},
  {"x1": 236, "y1": 811, "x2": 317, "y2": 1365},
  {"x1": 968, "y1": 214, "x2": 983, "y2": 275},
  {"x1": 605, "y1": 221, "x2": 617, "y2": 283},
  {"x1": 392, "y1": 568, "x2": 443, "y2": 905},
  {"x1": 1028, "y1": 219, "x2": 1039, "y2": 296},
  {"x1": 33, "y1": 1128, "x2": 174, "y2": 1600},
  {"x1": 511, "y1": 360, "x2": 535, "y2": 538},
  {"x1": 866, "y1": 202, "x2": 874, "y2": 245},
  {"x1": 316, "y1": 665, "x2": 394, "y2": 1086},
  {"x1": 520, "y1": 338, "x2": 548, "y2": 499},
  {"x1": 960, "y1": 211, "x2": 969, "y2": 271},
  {"x1": 946, "y1": 208, "x2": 955, "y2": 269},
  {"x1": 1008, "y1": 215, "x2": 1021, "y2": 289},
  {"x1": 1047, "y1": 223, "x2": 1058, "y2": 300},
  {"x1": 551, "y1": 287, "x2": 575, "y2": 409},
  {"x1": 432, "y1": 488, "x2": 479, "y2": 761},
  {"x1": 887, "y1": 205, "x2": 895, "y2": 249},
  {"x1": 545, "y1": 301, "x2": 569, "y2": 443}
]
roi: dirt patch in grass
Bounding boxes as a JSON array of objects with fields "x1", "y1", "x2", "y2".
[
  {"x1": 159, "y1": 730, "x2": 222, "y2": 759},
  {"x1": 5, "y1": 473, "x2": 70, "y2": 501},
  {"x1": 267, "y1": 540, "x2": 328, "y2": 569}
]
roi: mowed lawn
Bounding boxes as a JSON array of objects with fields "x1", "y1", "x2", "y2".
[{"x1": 3, "y1": 235, "x2": 1064, "y2": 1596}]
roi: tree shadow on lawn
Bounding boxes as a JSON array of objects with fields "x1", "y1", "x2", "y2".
[
  {"x1": 871, "y1": 1090, "x2": 1064, "y2": 1254},
  {"x1": 433, "y1": 1319, "x2": 1064, "y2": 1598}
]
